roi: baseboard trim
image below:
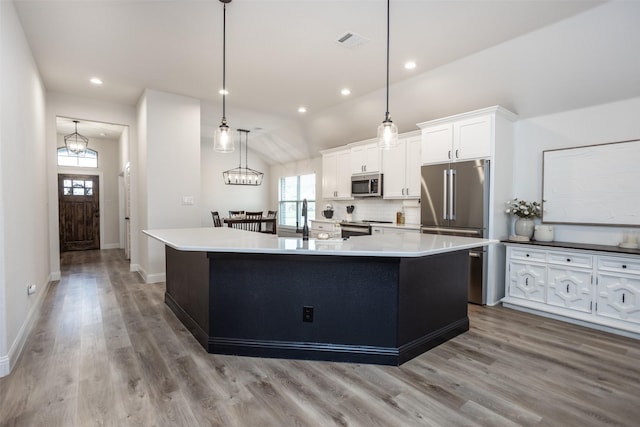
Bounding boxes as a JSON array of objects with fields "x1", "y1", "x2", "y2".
[
  {"x1": 49, "y1": 271, "x2": 61, "y2": 281},
  {"x1": 135, "y1": 264, "x2": 165, "y2": 284},
  {"x1": 0, "y1": 355, "x2": 9, "y2": 377},
  {"x1": 102, "y1": 243, "x2": 120, "y2": 250},
  {"x1": 1, "y1": 278, "x2": 52, "y2": 378}
]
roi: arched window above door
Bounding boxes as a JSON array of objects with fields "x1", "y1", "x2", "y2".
[{"x1": 57, "y1": 147, "x2": 98, "y2": 168}]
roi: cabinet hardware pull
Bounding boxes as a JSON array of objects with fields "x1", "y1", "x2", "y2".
[
  {"x1": 406, "y1": 188, "x2": 409, "y2": 195},
  {"x1": 448, "y1": 150, "x2": 451, "y2": 159},
  {"x1": 622, "y1": 265, "x2": 627, "y2": 269},
  {"x1": 525, "y1": 277, "x2": 529, "y2": 287},
  {"x1": 566, "y1": 283, "x2": 570, "y2": 293},
  {"x1": 526, "y1": 254, "x2": 530, "y2": 257},
  {"x1": 455, "y1": 149, "x2": 459, "y2": 158},
  {"x1": 622, "y1": 293, "x2": 625, "y2": 304},
  {"x1": 566, "y1": 258, "x2": 571, "y2": 262}
]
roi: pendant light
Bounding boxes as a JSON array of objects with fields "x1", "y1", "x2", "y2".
[
  {"x1": 64, "y1": 120, "x2": 89, "y2": 156},
  {"x1": 377, "y1": 0, "x2": 399, "y2": 150},
  {"x1": 214, "y1": 0, "x2": 234, "y2": 153},
  {"x1": 222, "y1": 129, "x2": 264, "y2": 186}
]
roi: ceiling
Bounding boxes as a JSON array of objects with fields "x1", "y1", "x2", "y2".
[{"x1": 14, "y1": 0, "x2": 640, "y2": 164}]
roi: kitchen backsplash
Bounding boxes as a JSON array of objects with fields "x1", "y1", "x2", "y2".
[{"x1": 320, "y1": 199, "x2": 421, "y2": 224}]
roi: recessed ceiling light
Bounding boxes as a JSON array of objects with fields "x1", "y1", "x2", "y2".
[
  {"x1": 90, "y1": 77, "x2": 103, "y2": 85},
  {"x1": 404, "y1": 61, "x2": 417, "y2": 70},
  {"x1": 219, "y1": 89, "x2": 229, "y2": 95},
  {"x1": 298, "y1": 107, "x2": 307, "y2": 113},
  {"x1": 341, "y1": 88, "x2": 351, "y2": 96}
]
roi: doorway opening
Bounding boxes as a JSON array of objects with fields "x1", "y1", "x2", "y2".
[{"x1": 58, "y1": 174, "x2": 100, "y2": 251}]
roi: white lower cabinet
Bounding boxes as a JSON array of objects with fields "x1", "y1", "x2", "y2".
[
  {"x1": 371, "y1": 226, "x2": 420, "y2": 236},
  {"x1": 596, "y1": 256, "x2": 640, "y2": 325},
  {"x1": 503, "y1": 244, "x2": 640, "y2": 337}
]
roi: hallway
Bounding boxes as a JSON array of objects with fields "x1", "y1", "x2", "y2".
[{"x1": 0, "y1": 249, "x2": 639, "y2": 426}]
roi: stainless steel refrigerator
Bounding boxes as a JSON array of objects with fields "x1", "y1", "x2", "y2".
[{"x1": 420, "y1": 159, "x2": 489, "y2": 304}]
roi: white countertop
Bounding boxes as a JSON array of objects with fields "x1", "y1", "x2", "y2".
[{"x1": 143, "y1": 227, "x2": 495, "y2": 258}]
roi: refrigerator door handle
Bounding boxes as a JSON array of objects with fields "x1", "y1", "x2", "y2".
[
  {"x1": 443, "y1": 169, "x2": 448, "y2": 220},
  {"x1": 449, "y1": 169, "x2": 456, "y2": 220}
]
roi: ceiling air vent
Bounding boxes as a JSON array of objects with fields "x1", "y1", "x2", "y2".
[{"x1": 336, "y1": 32, "x2": 370, "y2": 49}]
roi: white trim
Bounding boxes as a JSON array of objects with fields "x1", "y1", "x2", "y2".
[
  {"x1": 102, "y1": 243, "x2": 120, "y2": 250},
  {"x1": 0, "y1": 279, "x2": 52, "y2": 378},
  {"x1": 135, "y1": 265, "x2": 165, "y2": 284},
  {"x1": 49, "y1": 271, "x2": 61, "y2": 282},
  {"x1": 0, "y1": 355, "x2": 9, "y2": 377}
]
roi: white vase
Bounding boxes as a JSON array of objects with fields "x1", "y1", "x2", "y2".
[{"x1": 515, "y1": 217, "x2": 535, "y2": 238}]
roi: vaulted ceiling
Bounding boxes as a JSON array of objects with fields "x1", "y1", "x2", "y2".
[{"x1": 14, "y1": 1, "x2": 640, "y2": 164}]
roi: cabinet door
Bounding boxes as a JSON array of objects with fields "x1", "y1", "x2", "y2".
[
  {"x1": 351, "y1": 143, "x2": 380, "y2": 174},
  {"x1": 454, "y1": 115, "x2": 492, "y2": 161},
  {"x1": 382, "y1": 140, "x2": 406, "y2": 199},
  {"x1": 335, "y1": 150, "x2": 353, "y2": 198},
  {"x1": 322, "y1": 153, "x2": 338, "y2": 199},
  {"x1": 404, "y1": 136, "x2": 422, "y2": 198},
  {"x1": 547, "y1": 266, "x2": 593, "y2": 313},
  {"x1": 509, "y1": 261, "x2": 546, "y2": 302},
  {"x1": 421, "y1": 123, "x2": 453, "y2": 164},
  {"x1": 596, "y1": 273, "x2": 640, "y2": 325}
]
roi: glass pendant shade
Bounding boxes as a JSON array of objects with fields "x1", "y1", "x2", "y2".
[
  {"x1": 64, "y1": 120, "x2": 89, "y2": 156},
  {"x1": 214, "y1": 0, "x2": 235, "y2": 153},
  {"x1": 214, "y1": 122, "x2": 234, "y2": 153},
  {"x1": 378, "y1": 0, "x2": 399, "y2": 151},
  {"x1": 378, "y1": 117, "x2": 398, "y2": 150}
]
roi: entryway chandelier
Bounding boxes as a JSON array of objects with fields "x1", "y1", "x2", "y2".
[
  {"x1": 64, "y1": 120, "x2": 89, "y2": 156},
  {"x1": 222, "y1": 129, "x2": 264, "y2": 185},
  {"x1": 214, "y1": 0, "x2": 234, "y2": 153}
]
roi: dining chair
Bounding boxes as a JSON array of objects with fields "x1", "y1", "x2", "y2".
[
  {"x1": 229, "y1": 210, "x2": 244, "y2": 217},
  {"x1": 211, "y1": 211, "x2": 222, "y2": 227},
  {"x1": 261, "y1": 210, "x2": 277, "y2": 234},
  {"x1": 244, "y1": 211, "x2": 263, "y2": 232}
]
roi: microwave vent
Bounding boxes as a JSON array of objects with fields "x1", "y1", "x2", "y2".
[{"x1": 336, "y1": 32, "x2": 369, "y2": 49}]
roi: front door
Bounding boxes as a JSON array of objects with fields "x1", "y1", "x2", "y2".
[{"x1": 58, "y1": 174, "x2": 100, "y2": 251}]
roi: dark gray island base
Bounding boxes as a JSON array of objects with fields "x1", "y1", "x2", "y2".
[{"x1": 164, "y1": 246, "x2": 470, "y2": 366}]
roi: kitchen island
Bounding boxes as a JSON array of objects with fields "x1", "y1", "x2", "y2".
[{"x1": 144, "y1": 227, "x2": 494, "y2": 365}]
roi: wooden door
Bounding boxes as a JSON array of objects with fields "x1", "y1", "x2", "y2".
[{"x1": 59, "y1": 174, "x2": 100, "y2": 251}]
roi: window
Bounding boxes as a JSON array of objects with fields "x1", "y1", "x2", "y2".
[
  {"x1": 278, "y1": 174, "x2": 315, "y2": 227},
  {"x1": 62, "y1": 178, "x2": 94, "y2": 196},
  {"x1": 57, "y1": 147, "x2": 98, "y2": 168}
]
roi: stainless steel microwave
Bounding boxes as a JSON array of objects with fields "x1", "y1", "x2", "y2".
[{"x1": 351, "y1": 173, "x2": 383, "y2": 197}]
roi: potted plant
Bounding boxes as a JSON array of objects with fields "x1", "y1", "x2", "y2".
[{"x1": 505, "y1": 198, "x2": 542, "y2": 238}]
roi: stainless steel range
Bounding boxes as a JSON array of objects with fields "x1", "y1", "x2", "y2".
[{"x1": 340, "y1": 220, "x2": 392, "y2": 238}]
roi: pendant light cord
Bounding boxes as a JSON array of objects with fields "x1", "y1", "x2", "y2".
[
  {"x1": 384, "y1": 0, "x2": 390, "y2": 122},
  {"x1": 222, "y1": 2, "x2": 227, "y2": 123}
]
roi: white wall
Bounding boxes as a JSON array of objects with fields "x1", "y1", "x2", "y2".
[
  {"x1": 46, "y1": 92, "x2": 136, "y2": 279},
  {"x1": 137, "y1": 90, "x2": 201, "y2": 281},
  {"x1": 201, "y1": 136, "x2": 271, "y2": 226},
  {"x1": 56, "y1": 134, "x2": 121, "y2": 248},
  {"x1": 513, "y1": 96, "x2": 640, "y2": 245},
  {"x1": 0, "y1": 1, "x2": 48, "y2": 377}
]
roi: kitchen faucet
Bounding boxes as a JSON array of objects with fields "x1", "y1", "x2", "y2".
[
  {"x1": 302, "y1": 198, "x2": 309, "y2": 241},
  {"x1": 296, "y1": 198, "x2": 309, "y2": 241}
]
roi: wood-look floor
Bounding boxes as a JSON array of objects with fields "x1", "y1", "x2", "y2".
[{"x1": 1, "y1": 249, "x2": 639, "y2": 426}]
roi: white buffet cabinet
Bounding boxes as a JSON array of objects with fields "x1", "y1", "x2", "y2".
[{"x1": 503, "y1": 242, "x2": 640, "y2": 338}]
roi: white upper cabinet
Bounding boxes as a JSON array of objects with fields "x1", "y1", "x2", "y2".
[
  {"x1": 383, "y1": 134, "x2": 421, "y2": 199},
  {"x1": 350, "y1": 142, "x2": 381, "y2": 174},
  {"x1": 419, "y1": 108, "x2": 503, "y2": 165},
  {"x1": 322, "y1": 148, "x2": 352, "y2": 200}
]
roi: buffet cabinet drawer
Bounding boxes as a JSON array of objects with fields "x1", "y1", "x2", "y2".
[
  {"x1": 547, "y1": 251, "x2": 593, "y2": 269},
  {"x1": 598, "y1": 256, "x2": 640, "y2": 275},
  {"x1": 509, "y1": 248, "x2": 546, "y2": 263}
]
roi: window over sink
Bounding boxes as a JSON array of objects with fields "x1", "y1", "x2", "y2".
[{"x1": 279, "y1": 174, "x2": 315, "y2": 227}]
